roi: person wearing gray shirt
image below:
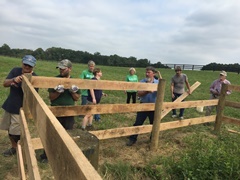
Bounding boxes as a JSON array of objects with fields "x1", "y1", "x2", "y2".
[{"x1": 170, "y1": 66, "x2": 191, "y2": 120}]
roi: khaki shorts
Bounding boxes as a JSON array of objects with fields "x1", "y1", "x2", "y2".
[{"x1": 0, "y1": 111, "x2": 20, "y2": 135}]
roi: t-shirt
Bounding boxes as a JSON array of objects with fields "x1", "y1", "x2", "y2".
[
  {"x1": 87, "y1": 77, "x2": 103, "y2": 104},
  {"x1": 139, "y1": 78, "x2": 158, "y2": 103},
  {"x1": 2, "y1": 67, "x2": 37, "y2": 114},
  {"x1": 48, "y1": 75, "x2": 80, "y2": 106},
  {"x1": 126, "y1": 74, "x2": 138, "y2": 92},
  {"x1": 171, "y1": 74, "x2": 188, "y2": 94},
  {"x1": 80, "y1": 69, "x2": 94, "y2": 96}
]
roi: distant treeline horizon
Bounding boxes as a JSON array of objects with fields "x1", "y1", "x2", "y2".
[{"x1": 0, "y1": 43, "x2": 239, "y2": 73}]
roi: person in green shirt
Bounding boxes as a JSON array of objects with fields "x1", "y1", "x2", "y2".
[
  {"x1": 80, "y1": 60, "x2": 95, "y2": 105},
  {"x1": 40, "y1": 59, "x2": 80, "y2": 162},
  {"x1": 125, "y1": 67, "x2": 138, "y2": 103},
  {"x1": 79, "y1": 60, "x2": 101, "y2": 121}
]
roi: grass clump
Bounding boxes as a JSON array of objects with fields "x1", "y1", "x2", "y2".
[{"x1": 145, "y1": 132, "x2": 240, "y2": 179}]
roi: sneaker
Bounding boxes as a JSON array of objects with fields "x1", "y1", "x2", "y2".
[
  {"x1": 2, "y1": 148, "x2": 16, "y2": 157},
  {"x1": 81, "y1": 127, "x2": 85, "y2": 131},
  {"x1": 179, "y1": 116, "x2": 184, "y2": 120},
  {"x1": 126, "y1": 140, "x2": 136, "y2": 146},
  {"x1": 172, "y1": 114, "x2": 177, "y2": 118}
]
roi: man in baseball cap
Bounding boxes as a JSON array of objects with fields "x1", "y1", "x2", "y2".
[
  {"x1": 205, "y1": 70, "x2": 231, "y2": 117},
  {"x1": 1, "y1": 55, "x2": 37, "y2": 157},
  {"x1": 56, "y1": 59, "x2": 72, "y2": 69}
]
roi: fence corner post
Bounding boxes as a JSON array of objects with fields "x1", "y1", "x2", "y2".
[
  {"x1": 150, "y1": 79, "x2": 166, "y2": 151},
  {"x1": 214, "y1": 83, "x2": 228, "y2": 133}
]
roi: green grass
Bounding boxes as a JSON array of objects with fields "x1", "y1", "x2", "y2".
[{"x1": 1, "y1": 55, "x2": 240, "y2": 179}]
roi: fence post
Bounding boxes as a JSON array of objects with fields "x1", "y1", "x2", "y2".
[
  {"x1": 150, "y1": 79, "x2": 166, "y2": 151},
  {"x1": 214, "y1": 83, "x2": 228, "y2": 133}
]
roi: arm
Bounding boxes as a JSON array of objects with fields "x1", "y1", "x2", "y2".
[
  {"x1": 3, "y1": 76, "x2": 22, "y2": 87},
  {"x1": 170, "y1": 82, "x2": 175, "y2": 98},
  {"x1": 157, "y1": 71, "x2": 162, "y2": 79},
  {"x1": 49, "y1": 91, "x2": 61, "y2": 101},
  {"x1": 185, "y1": 80, "x2": 191, "y2": 94},
  {"x1": 90, "y1": 89, "x2": 97, "y2": 104},
  {"x1": 70, "y1": 91, "x2": 80, "y2": 101},
  {"x1": 137, "y1": 90, "x2": 150, "y2": 97}
]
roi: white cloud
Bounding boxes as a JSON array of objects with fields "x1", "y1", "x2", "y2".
[{"x1": 0, "y1": 0, "x2": 240, "y2": 65}]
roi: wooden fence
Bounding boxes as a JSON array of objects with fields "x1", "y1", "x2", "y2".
[
  {"x1": 16, "y1": 74, "x2": 240, "y2": 179},
  {"x1": 164, "y1": 64, "x2": 204, "y2": 71}
]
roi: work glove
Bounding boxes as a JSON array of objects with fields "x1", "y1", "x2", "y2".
[
  {"x1": 54, "y1": 85, "x2": 64, "y2": 93},
  {"x1": 69, "y1": 85, "x2": 79, "y2": 93}
]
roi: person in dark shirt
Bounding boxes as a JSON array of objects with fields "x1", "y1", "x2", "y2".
[
  {"x1": 81, "y1": 68, "x2": 107, "y2": 130},
  {"x1": 0, "y1": 55, "x2": 37, "y2": 157}
]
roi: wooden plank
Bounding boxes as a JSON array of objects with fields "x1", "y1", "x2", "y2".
[
  {"x1": 227, "y1": 129, "x2": 240, "y2": 134},
  {"x1": 161, "y1": 81, "x2": 201, "y2": 118},
  {"x1": 222, "y1": 116, "x2": 240, "y2": 126},
  {"x1": 31, "y1": 138, "x2": 43, "y2": 150},
  {"x1": 151, "y1": 79, "x2": 166, "y2": 151},
  {"x1": 49, "y1": 99, "x2": 217, "y2": 117},
  {"x1": 17, "y1": 141, "x2": 26, "y2": 180},
  {"x1": 21, "y1": 75, "x2": 102, "y2": 180},
  {"x1": 90, "y1": 115, "x2": 216, "y2": 140},
  {"x1": 19, "y1": 109, "x2": 41, "y2": 180},
  {"x1": 225, "y1": 100, "x2": 240, "y2": 109},
  {"x1": 31, "y1": 76, "x2": 157, "y2": 91},
  {"x1": 227, "y1": 84, "x2": 240, "y2": 92}
]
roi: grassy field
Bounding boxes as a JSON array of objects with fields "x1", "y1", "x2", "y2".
[{"x1": 0, "y1": 56, "x2": 240, "y2": 179}]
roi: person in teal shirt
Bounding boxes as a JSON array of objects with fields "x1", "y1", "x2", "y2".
[
  {"x1": 80, "y1": 60, "x2": 95, "y2": 105},
  {"x1": 125, "y1": 67, "x2": 138, "y2": 103},
  {"x1": 79, "y1": 60, "x2": 101, "y2": 121}
]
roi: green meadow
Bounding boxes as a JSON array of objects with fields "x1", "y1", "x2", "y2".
[{"x1": 0, "y1": 56, "x2": 240, "y2": 179}]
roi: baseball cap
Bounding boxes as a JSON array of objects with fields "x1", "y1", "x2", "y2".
[
  {"x1": 22, "y1": 55, "x2": 36, "y2": 67},
  {"x1": 220, "y1": 70, "x2": 227, "y2": 76},
  {"x1": 56, "y1": 59, "x2": 72, "y2": 69}
]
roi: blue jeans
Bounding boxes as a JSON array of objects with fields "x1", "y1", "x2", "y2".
[
  {"x1": 172, "y1": 93, "x2": 184, "y2": 117},
  {"x1": 129, "y1": 111, "x2": 155, "y2": 142},
  {"x1": 81, "y1": 96, "x2": 88, "y2": 105},
  {"x1": 94, "y1": 114, "x2": 101, "y2": 121}
]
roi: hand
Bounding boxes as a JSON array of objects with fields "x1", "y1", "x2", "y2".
[
  {"x1": 69, "y1": 85, "x2": 79, "y2": 93},
  {"x1": 54, "y1": 85, "x2": 64, "y2": 93},
  {"x1": 14, "y1": 76, "x2": 23, "y2": 83}
]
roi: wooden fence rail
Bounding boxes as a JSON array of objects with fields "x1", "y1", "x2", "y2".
[{"x1": 17, "y1": 75, "x2": 240, "y2": 179}]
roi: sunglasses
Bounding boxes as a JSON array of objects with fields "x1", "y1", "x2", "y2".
[{"x1": 23, "y1": 63, "x2": 33, "y2": 68}]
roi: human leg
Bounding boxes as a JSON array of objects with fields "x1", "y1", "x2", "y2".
[
  {"x1": 127, "y1": 112, "x2": 147, "y2": 145},
  {"x1": 94, "y1": 114, "x2": 101, "y2": 121},
  {"x1": 82, "y1": 115, "x2": 89, "y2": 130},
  {"x1": 57, "y1": 117, "x2": 75, "y2": 130},
  {"x1": 172, "y1": 95, "x2": 177, "y2": 116},
  {"x1": 126, "y1": 92, "x2": 131, "y2": 104},
  {"x1": 132, "y1": 92, "x2": 137, "y2": 103},
  {"x1": 3, "y1": 113, "x2": 20, "y2": 156}
]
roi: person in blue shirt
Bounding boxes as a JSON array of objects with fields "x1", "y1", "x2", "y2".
[
  {"x1": 126, "y1": 66, "x2": 158, "y2": 146},
  {"x1": 0, "y1": 55, "x2": 37, "y2": 156}
]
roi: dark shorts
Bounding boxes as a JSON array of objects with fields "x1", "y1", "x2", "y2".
[{"x1": 57, "y1": 116, "x2": 75, "y2": 130}]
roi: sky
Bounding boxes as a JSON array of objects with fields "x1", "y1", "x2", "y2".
[{"x1": 0, "y1": 0, "x2": 240, "y2": 65}]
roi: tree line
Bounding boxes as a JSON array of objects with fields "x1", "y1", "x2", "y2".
[
  {"x1": 0, "y1": 43, "x2": 239, "y2": 73},
  {"x1": 0, "y1": 44, "x2": 168, "y2": 68}
]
